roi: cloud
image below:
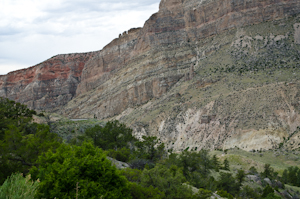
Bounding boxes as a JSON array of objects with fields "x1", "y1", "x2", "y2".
[{"x1": 0, "y1": 0, "x2": 160, "y2": 75}]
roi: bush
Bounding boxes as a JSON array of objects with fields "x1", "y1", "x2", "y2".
[
  {"x1": 83, "y1": 120, "x2": 137, "y2": 151},
  {"x1": 129, "y1": 182, "x2": 164, "y2": 199},
  {"x1": 30, "y1": 142, "x2": 131, "y2": 199},
  {"x1": 120, "y1": 168, "x2": 143, "y2": 183},
  {"x1": 0, "y1": 173, "x2": 39, "y2": 199},
  {"x1": 194, "y1": 188, "x2": 212, "y2": 199},
  {"x1": 0, "y1": 123, "x2": 61, "y2": 185},
  {"x1": 141, "y1": 164, "x2": 194, "y2": 199},
  {"x1": 262, "y1": 185, "x2": 274, "y2": 198},
  {"x1": 107, "y1": 147, "x2": 132, "y2": 162},
  {"x1": 216, "y1": 190, "x2": 234, "y2": 199}
]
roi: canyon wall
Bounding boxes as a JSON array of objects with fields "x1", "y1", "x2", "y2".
[
  {"x1": 67, "y1": 0, "x2": 300, "y2": 118},
  {"x1": 0, "y1": 52, "x2": 95, "y2": 111},
  {"x1": 1, "y1": 0, "x2": 300, "y2": 151}
]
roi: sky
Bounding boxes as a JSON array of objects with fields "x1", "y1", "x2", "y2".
[{"x1": 0, "y1": 0, "x2": 160, "y2": 75}]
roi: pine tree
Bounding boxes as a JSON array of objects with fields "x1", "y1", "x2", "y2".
[
  {"x1": 212, "y1": 155, "x2": 220, "y2": 171},
  {"x1": 223, "y1": 158, "x2": 230, "y2": 170}
]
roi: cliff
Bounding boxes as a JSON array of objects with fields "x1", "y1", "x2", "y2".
[
  {"x1": 2, "y1": 0, "x2": 300, "y2": 152},
  {"x1": 0, "y1": 52, "x2": 95, "y2": 111},
  {"x1": 71, "y1": 0, "x2": 300, "y2": 118}
]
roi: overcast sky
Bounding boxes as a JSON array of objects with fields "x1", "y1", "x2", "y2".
[{"x1": 0, "y1": 0, "x2": 160, "y2": 75}]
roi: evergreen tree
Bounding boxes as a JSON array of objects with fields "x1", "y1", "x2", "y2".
[
  {"x1": 282, "y1": 169, "x2": 288, "y2": 184},
  {"x1": 236, "y1": 169, "x2": 246, "y2": 186},
  {"x1": 0, "y1": 97, "x2": 36, "y2": 139},
  {"x1": 217, "y1": 172, "x2": 240, "y2": 196},
  {"x1": 262, "y1": 164, "x2": 274, "y2": 179},
  {"x1": 223, "y1": 158, "x2": 230, "y2": 170},
  {"x1": 212, "y1": 155, "x2": 220, "y2": 171},
  {"x1": 261, "y1": 185, "x2": 274, "y2": 198},
  {"x1": 135, "y1": 136, "x2": 165, "y2": 162}
]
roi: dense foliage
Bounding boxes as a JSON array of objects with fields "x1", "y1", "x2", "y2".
[
  {"x1": 81, "y1": 120, "x2": 136, "y2": 151},
  {"x1": 0, "y1": 98, "x2": 61, "y2": 185},
  {"x1": 0, "y1": 97, "x2": 36, "y2": 139},
  {"x1": 282, "y1": 166, "x2": 300, "y2": 187},
  {"x1": 1, "y1": 98, "x2": 300, "y2": 198},
  {"x1": 30, "y1": 142, "x2": 131, "y2": 199}
]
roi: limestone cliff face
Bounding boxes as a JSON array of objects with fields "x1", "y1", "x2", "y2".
[{"x1": 0, "y1": 53, "x2": 95, "y2": 111}]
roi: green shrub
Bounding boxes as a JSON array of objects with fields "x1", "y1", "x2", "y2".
[
  {"x1": 129, "y1": 182, "x2": 164, "y2": 199},
  {"x1": 262, "y1": 185, "x2": 274, "y2": 198},
  {"x1": 194, "y1": 188, "x2": 212, "y2": 199},
  {"x1": 216, "y1": 190, "x2": 234, "y2": 199},
  {"x1": 30, "y1": 142, "x2": 131, "y2": 199},
  {"x1": 107, "y1": 147, "x2": 132, "y2": 162},
  {"x1": 141, "y1": 164, "x2": 193, "y2": 199},
  {"x1": 83, "y1": 120, "x2": 137, "y2": 150},
  {"x1": 0, "y1": 173, "x2": 39, "y2": 199},
  {"x1": 120, "y1": 168, "x2": 143, "y2": 183},
  {"x1": 0, "y1": 123, "x2": 61, "y2": 185}
]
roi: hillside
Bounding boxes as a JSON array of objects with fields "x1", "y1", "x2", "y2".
[{"x1": 1, "y1": 0, "x2": 300, "y2": 152}]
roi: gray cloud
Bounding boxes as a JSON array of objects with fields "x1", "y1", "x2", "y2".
[{"x1": 0, "y1": 0, "x2": 160, "y2": 75}]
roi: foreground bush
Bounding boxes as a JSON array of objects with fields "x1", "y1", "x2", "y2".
[
  {"x1": 30, "y1": 142, "x2": 131, "y2": 199},
  {"x1": 0, "y1": 173, "x2": 39, "y2": 199}
]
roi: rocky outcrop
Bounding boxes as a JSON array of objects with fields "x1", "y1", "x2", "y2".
[{"x1": 0, "y1": 52, "x2": 95, "y2": 111}]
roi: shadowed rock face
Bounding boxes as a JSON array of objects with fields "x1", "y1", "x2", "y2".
[{"x1": 0, "y1": 53, "x2": 95, "y2": 111}]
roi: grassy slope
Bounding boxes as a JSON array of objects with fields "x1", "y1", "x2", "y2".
[{"x1": 211, "y1": 148, "x2": 300, "y2": 174}]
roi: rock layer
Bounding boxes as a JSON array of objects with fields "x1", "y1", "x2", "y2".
[
  {"x1": 0, "y1": 53, "x2": 95, "y2": 110},
  {"x1": 72, "y1": 0, "x2": 300, "y2": 118}
]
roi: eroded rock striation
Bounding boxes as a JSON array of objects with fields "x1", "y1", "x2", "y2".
[
  {"x1": 0, "y1": 52, "x2": 95, "y2": 111},
  {"x1": 2, "y1": 0, "x2": 300, "y2": 151},
  {"x1": 71, "y1": 0, "x2": 300, "y2": 118}
]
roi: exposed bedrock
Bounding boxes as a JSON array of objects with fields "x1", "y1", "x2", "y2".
[{"x1": 0, "y1": 53, "x2": 95, "y2": 111}]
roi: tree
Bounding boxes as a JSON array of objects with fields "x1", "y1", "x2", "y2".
[
  {"x1": 83, "y1": 120, "x2": 137, "y2": 151},
  {"x1": 135, "y1": 136, "x2": 165, "y2": 162},
  {"x1": 0, "y1": 97, "x2": 36, "y2": 140},
  {"x1": 217, "y1": 172, "x2": 240, "y2": 196},
  {"x1": 261, "y1": 185, "x2": 274, "y2": 198},
  {"x1": 30, "y1": 142, "x2": 131, "y2": 199},
  {"x1": 223, "y1": 158, "x2": 230, "y2": 170},
  {"x1": 0, "y1": 124, "x2": 61, "y2": 185},
  {"x1": 282, "y1": 169, "x2": 288, "y2": 184},
  {"x1": 297, "y1": 169, "x2": 300, "y2": 187},
  {"x1": 141, "y1": 164, "x2": 194, "y2": 199},
  {"x1": 287, "y1": 166, "x2": 299, "y2": 185},
  {"x1": 239, "y1": 185, "x2": 260, "y2": 199},
  {"x1": 262, "y1": 164, "x2": 274, "y2": 179},
  {"x1": 236, "y1": 169, "x2": 246, "y2": 186},
  {"x1": 128, "y1": 183, "x2": 164, "y2": 199},
  {"x1": 212, "y1": 155, "x2": 221, "y2": 171},
  {"x1": 178, "y1": 150, "x2": 212, "y2": 178},
  {"x1": 194, "y1": 188, "x2": 212, "y2": 199}
]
